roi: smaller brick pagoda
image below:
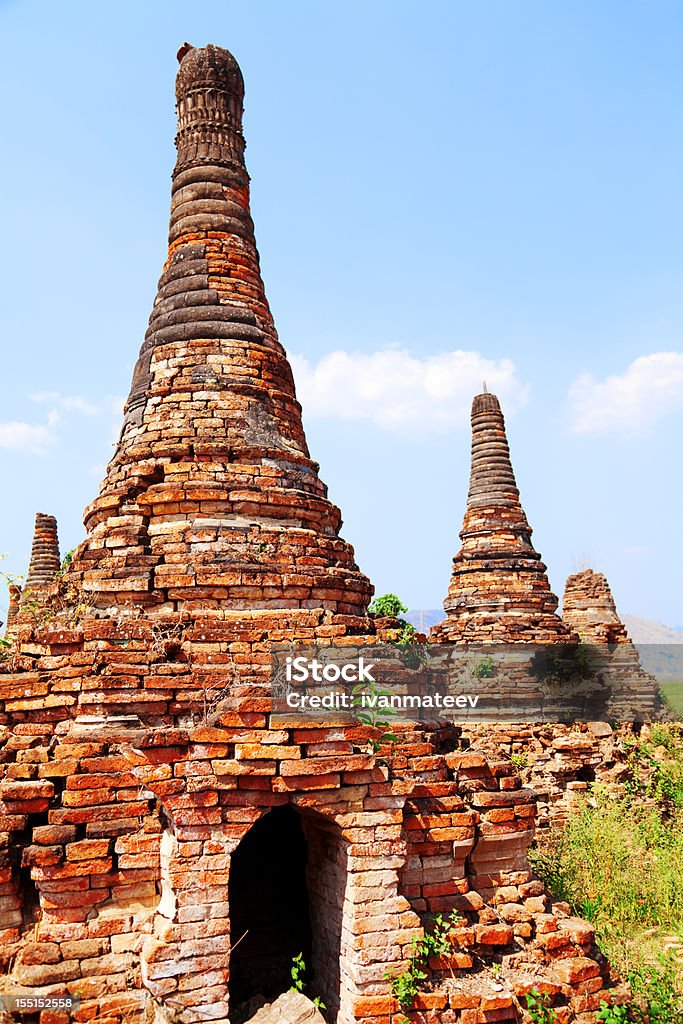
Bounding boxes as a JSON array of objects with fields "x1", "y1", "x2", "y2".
[
  {"x1": 433, "y1": 391, "x2": 573, "y2": 643},
  {"x1": 24, "y1": 515, "x2": 61, "y2": 593},
  {"x1": 5, "y1": 513, "x2": 61, "y2": 638}
]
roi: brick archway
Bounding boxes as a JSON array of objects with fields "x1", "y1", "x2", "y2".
[{"x1": 126, "y1": 741, "x2": 425, "y2": 1024}]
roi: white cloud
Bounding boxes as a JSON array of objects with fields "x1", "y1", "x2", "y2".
[
  {"x1": 31, "y1": 391, "x2": 124, "y2": 442},
  {"x1": 0, "y1": 393, "x2": 124, "y2": 459},
  {"x1": 0, "y1": 421, "x2": 54, "y2": 455},
  {"x1": 290, "y1": 348, "x2": 528, "y2": 434},
  {"x1": 568, "y1": 352, "x2": 683, "y2": 436},
  {"x1": 29, "y1": 391, "x2": 122, "y2": 415},
  {"x1": 31, "y1": 391, "x2": 97, "y2": 414}
]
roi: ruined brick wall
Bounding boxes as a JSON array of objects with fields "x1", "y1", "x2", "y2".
[
  {"x1": 0, "y1": 616, "x2": 626, "y2": 1024},
  {"x1": 300, "y1": 812, "x2": 348, "y2": 1020}
]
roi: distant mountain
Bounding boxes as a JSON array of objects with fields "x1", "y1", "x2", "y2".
[
  {"x1": 406, "y1": 609, "x2": 442, "y2": 632},
  {"x1": 622, "y1": 615, "x2": 683, "y2": 645},
  {"x1": 621, "y1": 617, "x2": 683, "y2": 681}
]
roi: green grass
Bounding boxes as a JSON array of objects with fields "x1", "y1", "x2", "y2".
[
  {"x1": 530, "y1": 724, "x2": 683, "y2": 1023},
  {"x1": 661, "y1": 680, "x2": 683, "y2": 717}
]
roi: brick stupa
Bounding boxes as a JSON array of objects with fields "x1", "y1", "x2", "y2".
[
  {"x1": 70, "y1": 43, "x2": 371, "y2": 618},
  {"x1": 5, "y1": 513, "x2": 61, "y2": 636},
  {"x1": 561, "y1": 568, "x2": 662, "y2": 719},
  {"x1": 24, "y1": 514, "x2": 61, "y2": 593},
  {"x1": 0, "y1": 46, "x2": 620, "y2": 1024},
  {"x1": 433, "y1": 391, "x2": 573, "y2": 643}
]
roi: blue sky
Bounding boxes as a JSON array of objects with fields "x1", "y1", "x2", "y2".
[{"x1": 1, "y1": 0, "x2": 682, "y2": 627}]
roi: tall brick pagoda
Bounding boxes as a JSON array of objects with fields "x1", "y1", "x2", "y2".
[
  {"x1": 71, "y1": 43, "x2": 371, "y2": 617},
  {"x1": 433, "y1": 391, "x2": 573, "y2": 642}
]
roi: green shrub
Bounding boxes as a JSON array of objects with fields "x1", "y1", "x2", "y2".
[
  {"x1": 290, "y1": 953, "x2": 326, "y2": 1010},
  {"x1": 510, "y1": 752, "x2": 529, "y2": 770},
  {"x1": 472, "y1": 655, "x2": 495, "y2": 678},
  {"x1": 597, "y1": 1004, "x2": 628, "y2": 1024},
  {"x1": 386, "y1": 911, "x2": 460, "y2": 1010},
  {"x1": 369, "y1": 593, "x2": 408, "y2": 618},
  {"x1": 628, "y1": 956, "x2": 682, "y2": 1024}
]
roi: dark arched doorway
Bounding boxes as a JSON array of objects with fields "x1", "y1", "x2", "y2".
[
  {"x1": 228, "y1": 805, "x2": 346, "y2": 1019},
  {"x1": 229, "y1": 806, "x2": 312, "y2": 1008}
]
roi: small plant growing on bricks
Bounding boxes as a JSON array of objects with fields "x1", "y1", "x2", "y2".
[
  {"x1": 510, "y1": 751, "x2": 529, "y2": 770},
  {"x1": 472, "y1": 654, "x2": 496, "y2": 678},
  {"x1": 524, "y1": 988, "x2": 558, "y2": 1023},
  {"x1": 387, "y1": 911, "x2": 461, "y2": 1010},
  {"x1": 597, "y1": 1003, "x2": 629, "y2": 1024},
  {"x1": 290, "y1": 953, "x2": 326, "y2": 1011},
  {"x1": 352, "y1": 677, "x2": 399, "y2": 753}
]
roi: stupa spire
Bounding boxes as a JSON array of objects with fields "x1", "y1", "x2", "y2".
[
  {"x1": 466, "y1": 392, "x2": 525, "y2": 513},
  {"x1": 4, "y1": 584, "x2": 21, "y2": 638},
  {"x1": 25, "y1": 513, "x2": 61, "y2": 591},
  {"x1": 432, "y1": 392, "x2": 572, "y2": 642},
  {"x1": 71, "y1": 44, "x2": 372, "y2": 616}
]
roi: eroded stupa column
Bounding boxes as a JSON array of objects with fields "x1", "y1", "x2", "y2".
[
  {"x1": 3, "y1": 584, "x2": 21, "y2": 638},
  {"x1": 562, "y1": 568, "x2": 630, "y2": 644}
]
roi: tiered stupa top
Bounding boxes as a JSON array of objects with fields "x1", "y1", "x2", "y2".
[{"x1": 71, "y1": 45, "x2": 372, "y2": 616}]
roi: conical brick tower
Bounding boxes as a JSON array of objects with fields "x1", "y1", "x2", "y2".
[
  {"x1": 432, "y1": 392, "x2": 572, "y2": 642},
  {"x1": 6, "y1": 513, "x2": 61, "y2": 634},
  {"x1": 71, "y1": 44, "x2": 372, "y2": 616}
]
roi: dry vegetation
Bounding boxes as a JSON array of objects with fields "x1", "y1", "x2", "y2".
[{"x1": 531, "y1": 723, "x2": 683, "y2": 1023}]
